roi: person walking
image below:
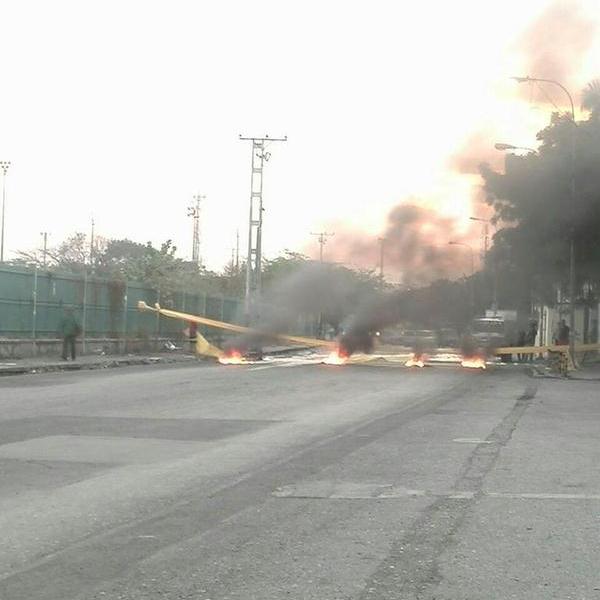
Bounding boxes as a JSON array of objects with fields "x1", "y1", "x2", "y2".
[{"x1": 59, "y1": 307, "x2": 81, "y2": 361}]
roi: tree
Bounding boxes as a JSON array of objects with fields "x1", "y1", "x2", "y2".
[
  {"x1": 13, "y1": 232, "x2": 94, "y2": 272},
  {"x1": 96, "y1": 238, "x2": 198, "y2": 302},
  {"x1": 481, "y1": 83, "x2": 600, "y2": 306},
  {"x1": 582, "y1": 79, "x2": 600, "y2": 119}
]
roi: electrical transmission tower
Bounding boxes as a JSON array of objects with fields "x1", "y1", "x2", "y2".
[
  {"x1": 310, "y1": 231, "x2": 335, "y2": 262},
  {"x1": 239, "y1": 134, "x2": 287, "y2": 320},
  {"x1": 187, "y1": 194, "x2": 205, "y2": 266}
]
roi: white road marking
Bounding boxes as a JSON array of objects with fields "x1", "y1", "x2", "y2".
[{"x1": 453, "y1": 438, "x2": 493, "y2": 444}]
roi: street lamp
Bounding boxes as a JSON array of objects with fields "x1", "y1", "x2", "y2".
[
  {"x1": 513, "y1": 76, "x2": 577, "y2": 362},
  {"x1": 0, "y1": 160, "x2": 10, "y2": 264},
  {"x1": 511, "y1": 76, "x2": 575, "y2": 120},
  {"x1": 494, "y1": 142, "x2": 536, "y2": 153}
]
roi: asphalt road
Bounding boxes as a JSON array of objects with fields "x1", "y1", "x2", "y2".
[{"x1": 0, "y1": 357, "x2": 599, "y2": 599}]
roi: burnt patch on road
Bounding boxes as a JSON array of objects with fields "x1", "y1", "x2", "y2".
[
  {"x1": 359, "y1": 383, "x2": 537, "y2": 599},
  {"x1": 0, "y1": 416, "x2": 278, "y2": 446}
]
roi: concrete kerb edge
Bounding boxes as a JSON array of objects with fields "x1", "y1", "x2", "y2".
[
  {"x1": 0, "y1": 355, "x2": 197, "y2": 377},
  {"x1": 0, "y1": 346, "x2": 315, "y2": 377}
]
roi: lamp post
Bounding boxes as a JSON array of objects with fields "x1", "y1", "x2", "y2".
[
  {"x1": 512, "y1": 76, "x2": 575, "y2": 120},
  {"x1": 0, "y1": 161, "x2": 10, "y2": 264},
  {"x1": 513, "y1": 76, "x2": 577, "y2": 362},
  {"x1": 494, "y1": 142, "x2": 536, "y2": 153}
]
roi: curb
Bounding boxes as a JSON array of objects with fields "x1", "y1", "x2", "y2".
[
  {"x1": 0, "y1": 347, "x2": 312, "y2": 377},
  {"x1": 528, "y1": 365, "x2": 600, "y2": 381},
  {"x1": 0, "y1": 355, "x2": 197, "y2": 377}
]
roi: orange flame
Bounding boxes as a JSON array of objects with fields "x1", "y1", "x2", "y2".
[
  {"x1": 218, "y1": 350, "x2": 247, "y2": 365},
  {"x1": 323, "y1": 348, "x2": 349, "y2": 365},
  {"x1": 461, "y1": 356, "x2": 486, "y2": 369},
  {"x1": 405, "y1": 353, "x2": 427, "y2": 368}
]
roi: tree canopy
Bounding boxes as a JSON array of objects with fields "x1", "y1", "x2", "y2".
[{"x1": 481, "y1": 96, "x2": 600, "y2": 304}]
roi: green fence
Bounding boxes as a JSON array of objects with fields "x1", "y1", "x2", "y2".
[{"x1": 0, "y1": 266, "x2": 243, "y2": 341}]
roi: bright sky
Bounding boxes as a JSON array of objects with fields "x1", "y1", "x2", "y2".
[{"x1": 0, "y1": 0, "x2": 599, "y2": 271}]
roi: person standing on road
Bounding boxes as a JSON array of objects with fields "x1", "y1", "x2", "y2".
[
  {"x1": 188, "y1": 321, "x2": 197, "y2": 354},
  {"x1": 59, "y1": 307, "x2": 81, "y2": 361},
  {"x1": 555, "y1": 319, "x2": 570, "y2": 346},
  {"x1": 526, "y1": 320, "x2": 538, "y2": 362},
  {"x1": 517, "y1": 329, "x2": 526, "y2": 362}
]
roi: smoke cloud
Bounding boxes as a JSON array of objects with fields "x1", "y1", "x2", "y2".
[
  {"x1": 326, "y1": 204, "x2": 477, "y2": 285},
  {"x1": 223, "y1": 261, "x2": 375, "y2": 353},
  {"x1": 515, "y1": 0, "x2": 597, "y2": 103},
  {"x1": 449, "y1": 130, "x2": 504, "y2": 176}
]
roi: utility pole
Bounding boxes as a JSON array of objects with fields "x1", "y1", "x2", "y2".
[
  {"x1": 40, "y1": 232, "x2": 49, "y2": 267},
  {"x1": 378, "y1": 237, "x2": 386, "y2": 283},
  {"x1": 310, "y1": 231, "x2": 335, "y2": 262},
  {"x1": 240, "y1": 134, "x2": 287, "y2": 321},
  {"x1": 90, "y1": 218, "x2": 95, "y2": 266},
  {"x1": 0, "y1": 161, "x2": 11, "y2": 264},
  {"x1": 235, "y1": 228, "x2": 240, "y2": 273},
  {"x1": 470, "y1": 216, "x2": 496, "y2": 309},
  {"x1": 187, "y1": 194, "x2": 205, "y2": 267}
]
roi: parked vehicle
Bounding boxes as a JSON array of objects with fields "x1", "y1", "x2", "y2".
[
  {"x1": 436, "y1": 327, "x2": 460, "y2": 347},
  {"x1": 397, "y1": 329, "x2": 437, "y2": 349},
  {"x1": 469, "y1": 317, "x2": 517, "y2": 348}
]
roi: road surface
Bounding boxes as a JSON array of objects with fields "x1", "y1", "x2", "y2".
[{"x1": 0, "y1": 357, "x2": 598, "y2": 599}]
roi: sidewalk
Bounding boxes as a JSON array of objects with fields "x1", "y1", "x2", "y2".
[
  {"x1": 0, "y1": 345, "x2": 313, "y2": 376},
  {"x1": 530, "y1": 358, "x2": 600, "y2": 381},
  {"x1": 570, "y1": 361, "x2": 600, "y2": 381},
  {"x1": 0, "y1": 352, "x2": 199, "y2": 376}
]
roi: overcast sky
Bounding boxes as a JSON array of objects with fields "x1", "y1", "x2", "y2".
[{"x1": 0, "y1": 0, "x2": 598, "y2": 273}]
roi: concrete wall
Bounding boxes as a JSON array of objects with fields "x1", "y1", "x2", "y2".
[{"x1": 540, "y1": 304, "x2": 598, "y2": 346}]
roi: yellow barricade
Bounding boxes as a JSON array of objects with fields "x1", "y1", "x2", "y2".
[
  {"x1": 137, "y1": 301, "x2": 336, "y2": 359},
  {"x1": 494, "y1": 343, "x2": 600, "y2": 373}
]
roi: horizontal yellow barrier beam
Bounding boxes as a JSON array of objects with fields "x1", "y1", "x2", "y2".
[
  {"x1": 494, "y1": 344, "x2": 600, "y2": 355},
  {"x1": 137, "y1": 301, "x2": 336, "y2": 349}
]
